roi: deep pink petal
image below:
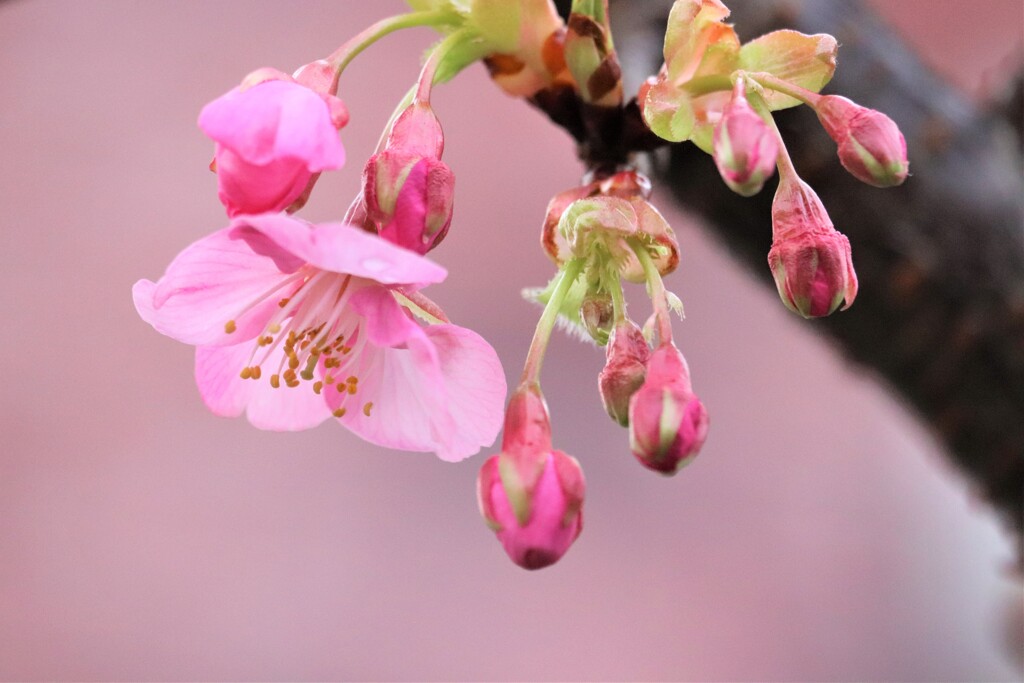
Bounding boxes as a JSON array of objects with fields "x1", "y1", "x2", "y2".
[
  {"x1": 236, "y1": 213, "x2": 446, "y2": 288},
  {"x1": 198, "y1": 80, "x2": 344, "y2": 170},
  {"x1": 135, "y1": 226, "x2": 302, "y2": 346},
  {"x1": 195, "y1": 344, "x2": 332, "y2": 431}
]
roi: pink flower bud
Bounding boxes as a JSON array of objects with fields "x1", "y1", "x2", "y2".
[
  {"x1": 628, "y1": 343, "x2": 708, "y2": 474},
  {"x1": 477, "y1": 385, "x2": 585, "y2": 570},
  {"x1": 769, "y1": 177, "x2": 858, "y2": 318},
  {"x1": 363, "y1": 102, "x2": 454, "y2": 254},
  {"x1": 713, "y1": 80, "x2": 779, "y2": 196},
  {"x1": 815, "y1": 95, "x2": 909, "y2": 188},
  {"x1": 598, "y1": 320, "x2": 650, "y2": 426},
  {"x1": 199, "y1": 67, "x2": 347, "y2": 217}
]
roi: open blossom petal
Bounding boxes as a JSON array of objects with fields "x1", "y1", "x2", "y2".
[
  {"x1": 133, "y1": 226, "x2": 303, "y2": 346},
  {"x1": 135, "y1": 213, "x2": 505, "y2": 459},
  {"x1": 236, "y1": 213, "x2": 447, "y2": 289},
  {"x1": 326, "y1": 286, "x2": 506, "y2": 462},
  {"x1": 195, "y1": 343, "x2": 333, "y2": 431}
]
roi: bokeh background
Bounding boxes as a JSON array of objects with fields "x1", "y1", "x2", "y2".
[{"x1": 1, "y1": 0, "x2": 1021, "y2": 680}]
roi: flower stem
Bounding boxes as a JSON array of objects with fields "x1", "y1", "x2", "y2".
[
  {"x1": 521, "y1": 259, "x2": 585, "y2": 386},
  {"x1": 609, "y1": 271, "x2": 627, "y2": 324},
  {"x1": 746, "y1": 71, "x2": 821, "y2": 107},
  {"x1": 627, "y1": 237, "x2": 673, "y2": 344},
  {"x1": 747, "y1": 89, "x2": 799, "y2": 183},
  {"x1": 329, "y1": 10, "x2": 457, "y2": 79},
  {"x1": 415, "y1": 27, "x2": 475, "y2": 103}
]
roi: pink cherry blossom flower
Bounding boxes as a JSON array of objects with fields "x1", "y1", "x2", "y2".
[
  {"x1": 199, "y1": 67, "x2": 348, "y2": 217},
  {"x1": 133, "y1": 213, "x2": 506, "y2": 462}
]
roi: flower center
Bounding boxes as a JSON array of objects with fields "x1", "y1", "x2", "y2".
[{"x1": 224, "y1": 266, "x2": 374, "y2": 418}]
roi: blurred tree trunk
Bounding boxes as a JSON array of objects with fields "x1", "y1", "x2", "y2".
[{"x1": 593, "y1": 0, "x2": 1024, "y2": 543}]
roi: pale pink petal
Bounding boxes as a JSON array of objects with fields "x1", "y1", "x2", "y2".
[
  {"x1": 198, "y1": 80, "x2": 344, "y2": 170},
  {"x1": 324, "y1": 287, "x2": 505, "y2": 461},
  {"x1": 135, "y1": 226, "x2": 302, "y2": 346},
  {"x1": 195, "y1": 343, "x2": 332, "y2": 431},
  {"x1": 236, "y1": 213, "x2": 447, "y2": 288}
]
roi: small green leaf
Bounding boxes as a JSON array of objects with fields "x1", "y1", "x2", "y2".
[{"x1": 739, "y1": 30, "x2": 837, "y2": 110}]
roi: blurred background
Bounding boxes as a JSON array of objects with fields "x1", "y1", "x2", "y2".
[{"x1": 0, "y1": 0, "x2": 1021, "y2": 680}]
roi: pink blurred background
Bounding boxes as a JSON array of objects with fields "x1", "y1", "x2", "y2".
[{"x1": 1, "y1": 0, "x2": 1021, "y2": 680}]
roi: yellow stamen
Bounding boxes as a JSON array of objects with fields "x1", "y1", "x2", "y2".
[
  {"x1": 239, "y1": 367, "x2": 252, "y2": 380},
  {"x1": 225, "y1": 320, "x2": 237, "y2": 334},
  {"x1": 250, "y1": 366, "x2": 262, "y2": 380},
  {"x1": 333, "y1": 407, "x2": 347, "y2": 418},
  {"x1": 270, "y1": 374, "x2": 280, "y2": 389},
  {"x1": 363, "y1": 402, "x2": 373, "y2": 417},
  {"x1": 313, "y1": 381, "x2": 323, "y2": 395}
]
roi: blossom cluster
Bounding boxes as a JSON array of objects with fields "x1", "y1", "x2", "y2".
[{"x1": 135, "y1": 0, "x2": 907, "y2": 570}]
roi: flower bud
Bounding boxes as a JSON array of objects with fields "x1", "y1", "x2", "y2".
[
  {"x1": 628, "y1": 343, "x2": 708, "y2": 474},
  {"x1": 814, "y1": 95, "x2": 908, "y2": 188},
  {"x1": 713, "y1": 80, "x2": 779, "y2": 196},
  {"x1": 564, "y1": 2, "x2": 623, "y2": 106},
  {"x1": 477, "y1": 384, "x2": 585, "y2": 570},
  {"x1": 580, "y1": 292, "x2": 614, "y2": 345},
  {"x1": 199, "y1": 66, "x2": 347, "y2": 217},
  {"x1": 769, "y1": 177, "x2": 858, "y2": 317},
  {"x1": 362, "y1": 102, "x2": 454, "y2": 254},
  {"x1": 598, "y1": 320, "x2": 650, "y2": 426}
]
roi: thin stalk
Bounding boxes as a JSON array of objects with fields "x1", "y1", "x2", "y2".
[
  {"x1": 329, "y1": 10, "x2": 456, "y2": 79},
  {"x1": 747, "y1": 89, "x2": 799, "y2": 182},
  {"x1": 415, "y1": 27, "x2": 475, "y2": 103},
  {"x1": 521, "y1": 259, "x2": 585, "y2": 386},
  {"x1": 627, "y1": 237, "x2": 673, "y2": 344}
]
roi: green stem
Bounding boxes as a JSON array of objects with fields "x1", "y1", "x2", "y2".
[
  {"x1": 609, "y1": 271, "x2": 627, "y2": 324},
  {"x1": 329, "y1": 10, "x2": 456, "y2": 79},
  {"x1": 627, "y1": 237, "x2": 673, "y2": 344},
  {"x1": 747, "y1": 89, "x2": 799, "y2": 182},
  {"x1": 747, "y1": 71, "x2": 821, "y2": 107},
  {"x1": 521, "y1": 259, "x2": 585, "y2": 386},
  {"x1": 415, "y1": 27, "x2": 475, "y2": 103}
]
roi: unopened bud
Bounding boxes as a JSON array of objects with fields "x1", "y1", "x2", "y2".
[
  {"x1": 580, "y1": 292, "x2": 614, "y2": 345},
  {"x1": 769, "y1": 177, "x2": 858, "y2": 317},
  {"x1": 477, "y1": 384, "x2": 585, "y2": 570},
  {"x1": 598, "y1": 320, "x2": 649, "y2": 426},
  {"x1": 628, "y1": 343, "x2": 708, "y2": 474},
  {"x1": 565, "y1": 2, "x2": 622, "y2": 106},
  {"x1": 815, "y1": 95, "x2": 908, "y2": 188},
  {"x1": 713, "y1": 80, "x2": 779, "y2": 196},
  {"x1": 362, "y1": 102, "x2": 454, "y2": 254}
]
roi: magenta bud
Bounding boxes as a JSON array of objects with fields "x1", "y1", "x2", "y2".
[
  {"x1": 815, "y1": 95, "x2": 909, "y2": 188},
  {"x1": 713, "y1": 80, "x2": 779, "y2": 196},
  {"x1": 476, "y1": 384, "x2": 586, "y2": 570},
  {"x1": 628, "y1": 343, "x2": 708, "y2": 474},
  {"x1": 598, "y1": 320, "x2": 650, "y2": 426},
  {"x1": 769, "y1": 177, "x2": 858, "y2": 318},
  {"x1": 362, "y1": 102, "x2": 453, "y2": 254}
]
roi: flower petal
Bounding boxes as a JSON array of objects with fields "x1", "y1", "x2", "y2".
[
  {"x1": 198, "y1": 80, "x2": 344, "y2": 170},
  {"x1": 326, "y1": 287, "x2": 505, "y2": 461},
  {"x1": 235, "y1": 213, "x2": 447, "y2": 288},
  {"x1": 135, "y1": 226, "x2": 302, "y2": 346},
  {"x1": 195, "y1": 343, "x2": 332, "y2": 431}
]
